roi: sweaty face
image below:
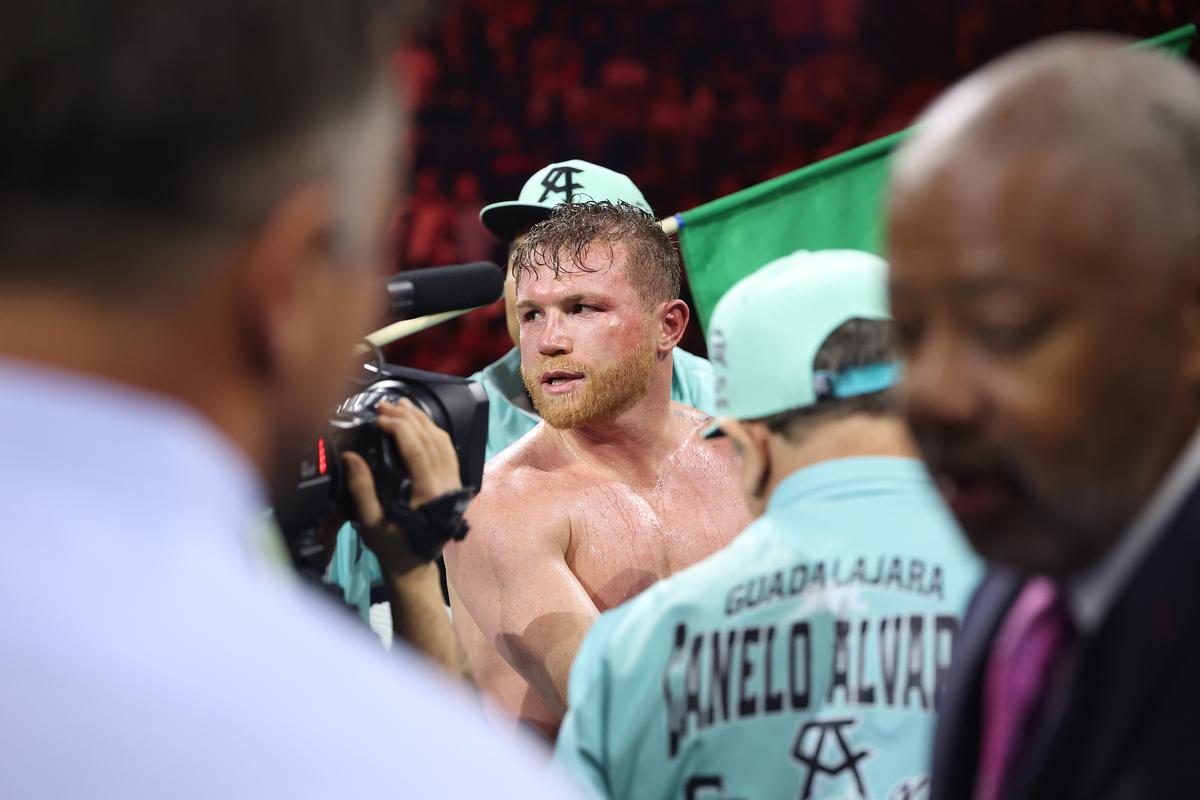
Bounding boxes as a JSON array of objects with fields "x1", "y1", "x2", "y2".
[
  {"x1": 517, "y1": 243, "x2": 657, "y2": 429},
  {"x1": 888, "y1": 153, "x2": 1200, "y2": 576}
]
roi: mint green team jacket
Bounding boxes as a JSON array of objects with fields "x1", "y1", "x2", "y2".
[
  {"x1": 325, "y1": 346, "x2": 717, "y2": 617},
  {"x1": 553, "y1": 457, "x2": 982, "y2": 800}
]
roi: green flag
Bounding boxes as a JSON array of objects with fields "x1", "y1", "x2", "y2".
[{"x1": 678, "y1": 24, "x2": 1197, "y2": 332}]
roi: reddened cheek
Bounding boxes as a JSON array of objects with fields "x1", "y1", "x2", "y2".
[{"x1": 595, "y1": 313, "x2": 644, "y2": 346}]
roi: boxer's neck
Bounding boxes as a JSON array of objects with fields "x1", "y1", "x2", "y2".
[
  {"x1": 553, "y1": 379, "x2": 682, "y2": 482},
  {"x1": 762, "y1": 415, "x2": 917, "y2": 505}
]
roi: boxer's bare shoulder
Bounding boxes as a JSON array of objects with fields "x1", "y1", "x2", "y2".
[
  {"x1": 461, "y1": 422, "x2": 578, "y2": 549},
  {"x1": 443, "y1": 423, "x2": 602, "y2": 728},
  {"x1": 459, "y1": 407, "x2": 749, "y2": 606},
  {"x1": 444, "y1": 406, "x2": 750, "y2": 730},
  {"x1": 442, "y1": 420, "x2": 585, "y2": 633}
]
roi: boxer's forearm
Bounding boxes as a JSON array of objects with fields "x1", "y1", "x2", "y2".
[{"x1": 386, "y1": 563, "x2": 472, "y2": 682}]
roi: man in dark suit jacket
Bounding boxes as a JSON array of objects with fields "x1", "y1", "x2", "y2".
[{"x1": 885, "y1": 35, "x2": 1200, "y2": 800}]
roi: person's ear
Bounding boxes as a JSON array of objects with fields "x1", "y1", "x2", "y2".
[
  {"x1": 234, "y1": 184, "x2": 334, "y2": 380},
  {"x1": 720, "y1": 417, "x2": 773, "y2": 517},
  {"x1": 655, "y1": 298, "x2": 690, "y2": 356}
]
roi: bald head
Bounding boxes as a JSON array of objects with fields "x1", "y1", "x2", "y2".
[
  {"x1": 887, "y1": 36, "x2": 1200, "y2": 576},
  {"x1": 895, "y1": 35, "x2": 1200, "y2": 270}
]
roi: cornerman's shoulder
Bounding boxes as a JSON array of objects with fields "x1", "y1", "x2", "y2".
[{"x1": 672, "y1": 347, "x2": 714, "y2": 374}]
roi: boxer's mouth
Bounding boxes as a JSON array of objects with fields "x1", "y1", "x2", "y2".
[{"x1": 541, "y1": 369, "x2": 585, "y2": 394}]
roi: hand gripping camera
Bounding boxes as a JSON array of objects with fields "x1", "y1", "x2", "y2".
[
  {"x1": 274, "y1": 363, "x2": 488, "y2": 568},
  {"x1": 273, "y1": 262, "x2": 500, "y2": 574}
]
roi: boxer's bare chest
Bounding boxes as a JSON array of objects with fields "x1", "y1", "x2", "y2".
[{"x1": 558, "y1": 444, "x2": 749, "y2": 610}]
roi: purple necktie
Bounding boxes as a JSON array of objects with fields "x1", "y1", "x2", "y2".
[{"x1": 974, "y1": 577, "x2": 1074, "y2": 800}]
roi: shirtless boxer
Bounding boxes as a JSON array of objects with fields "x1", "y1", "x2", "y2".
[{"x1": 443, "y1": 201, "x2": 751, "y2": 738}]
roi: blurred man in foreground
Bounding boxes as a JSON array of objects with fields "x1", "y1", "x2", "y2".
[
  {"x1": 888, "y1": 36, "x2": 1200, "y2": 800},
  {"x1": 554, "y1": 250, "x2": 980, "y2": 799},
  {"x1": 445, "y1": 201, "x2": 750, "y2": 738},
  {"x1": 0, "y1": 1, "x2": 571, "y2": 796}
]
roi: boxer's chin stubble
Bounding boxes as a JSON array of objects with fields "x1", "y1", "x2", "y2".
[{"x1": 523, "y1": 340, "x2": 656, "y2": 429}]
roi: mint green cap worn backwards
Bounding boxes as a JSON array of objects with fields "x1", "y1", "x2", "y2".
[
  {"x1": 479, "y1": 159, "x2": 653, "y2": 242},
  {"x1": 704, "y1": 249, "x2": 897, "y2": 438}
]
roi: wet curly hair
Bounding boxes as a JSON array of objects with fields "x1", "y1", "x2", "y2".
[{"x1": 510, "y1": 200, "x2": 681, "y2": 306}]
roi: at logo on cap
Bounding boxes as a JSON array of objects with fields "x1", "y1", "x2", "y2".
[{"x1": 539, "y1": 165, "x2": 585, "y2": 203}]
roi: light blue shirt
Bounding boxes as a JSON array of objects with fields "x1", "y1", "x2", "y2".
[
  {"x1": 554, "y1": 457, "x2": 982, "y2": 800},
  {"x1": 327, "y1": 346, "x2": 718, "y2": 617},
  {"x1": 0, "y1": 358, "x2": 573, "y2": 799}
]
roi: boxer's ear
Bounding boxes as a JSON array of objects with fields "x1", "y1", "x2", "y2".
[{"x1": 654, "y1": 298, "x2": 689, "y2": 355}]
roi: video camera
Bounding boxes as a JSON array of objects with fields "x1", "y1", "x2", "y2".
[{"x1": 273, "y1": 261, "x2": 502, "y2": 575}]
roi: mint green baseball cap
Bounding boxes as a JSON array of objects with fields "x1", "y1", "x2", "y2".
[
  {"x1": 703, "y1": 249, "x2": 898, "y2": 438},
  {"x1": 479, "y1": 159, "x2": 653, "y2": 242}
]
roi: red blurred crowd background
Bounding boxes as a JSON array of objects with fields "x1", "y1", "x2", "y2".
[{"x1": 385, "y1": 0, "x2": 1198, "y2": 376}]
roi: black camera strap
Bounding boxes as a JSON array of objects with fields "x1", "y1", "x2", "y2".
[{"x1": 384, "y1": 488, "x2": 475, "y2": 562}]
